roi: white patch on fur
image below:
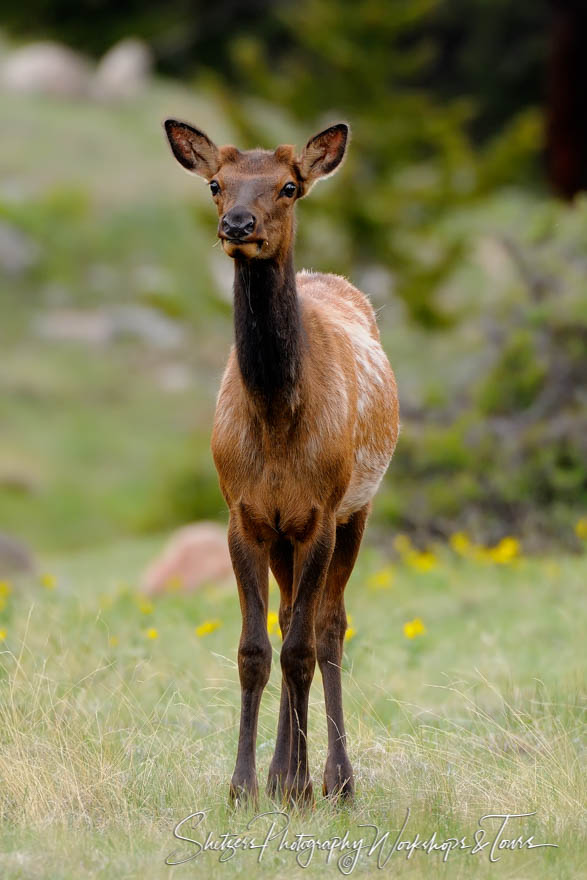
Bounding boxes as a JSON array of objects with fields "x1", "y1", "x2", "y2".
[{"x1": 338, "y1": 447, "x2": 391, "y2": 517}]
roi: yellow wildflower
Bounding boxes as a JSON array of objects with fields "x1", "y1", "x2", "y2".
[
  {"x1": 195, "y1": 619, "x2": 222, "y2": 637},
  {"x1": 575, "y1": 517, "x2": 587, "y2": 540},
  {"x1": 108, "y1": 636, "x2": 119, "y2": 647},
  {"x1": 138, "y1": 600, "x2": 154, "y2": 615},
  {"x1": 40, "y1": 573, "x2": 57, "y2": 590},
  {"x1": 367, "y1": 565, "x2": 394, "y2": 590},
  {"x1": 0, "y1": 628, "x2": 6, "y2": 641},
  {"x1": 267, "y1": 611, "x2": 281, "y2": 636},
  {"x1": 393, "y1": 533, "x2": 413, "y2": 558},
  {"x1": 487, "y1": 537, "x2": 520, "y2": 564},
  {"x1": 406, "y1": 551, "x2": 437, "y2": 572},
  {"x1": 145, "y1": 627, "x2": 159, "y2": 640},
  {"x1": 345, "y1": 626, "x2": 356, "y2": 641},
  {"x1": 403, "y1": 618, "x2": 426, "y2": 639},
  {"x1": 449, "y1": 532, "x2": 471, "y2": 557},
  {"x1": 165, "y1": 575, "x2": 183, "y2": 592},
  {"x1": 0, "y1": 580, "x2": 12, "y2": 597}
]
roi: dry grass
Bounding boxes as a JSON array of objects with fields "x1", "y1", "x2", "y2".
[{"x1": 0, "y1": 539, "x2": 584, "y2": 878}]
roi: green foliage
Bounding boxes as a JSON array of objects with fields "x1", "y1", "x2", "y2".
[
  {"x1": 383, "y1": 195, "x2": 587, "y2": 545},
  {"x1": 226, "y1": 0, "x2": 544, "y2": 326},
  {"x1": 477, "y1": 330, "x2": 547, "y2": 415}
]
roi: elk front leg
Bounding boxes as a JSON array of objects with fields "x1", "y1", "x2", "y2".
[
  {"x1": 316, "y1": 504, "x2": 370, "y2": 800},
  {"x1": 267, "y1": 537, "x2": 293, "y2": 798},
  {"x1": 280, "y1": 514, "x2": 336, "y2": 802},
  {"x1": 228, "y1": 513, "x2": 272, "y2": 804}
]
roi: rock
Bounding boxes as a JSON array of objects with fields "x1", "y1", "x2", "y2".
[
  {"x1": 0, "y1": 42, "x2": 91, "y2": 97},
  {"x1": 32, "y1": 309, "x2": 112, "y2": 345},
  {"x1": 108, "y1": 305, "x2": 184, "y2": 349},
  {"x1": 32, "y1": 305, "x2": 184, "y2": 349},
  {"x1": 141, "y1": 523, "x2": 233, "y2": 594},
  {"x1": 0, "y1": 221, "x2": 40, "y2": 276},
  {"x1": 155, "y1": 362, "x2": 192, "y2": 392},
  {"x1": 0, "y1": 532, "x2": 36, "y2": 576},
  {"x1": 92, "y1": 38, "x2": 153, "y2": 101}
]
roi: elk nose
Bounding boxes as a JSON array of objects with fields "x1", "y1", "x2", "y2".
[{"x1": 221, "y1": 208, "x2": 256, "y2": 239}]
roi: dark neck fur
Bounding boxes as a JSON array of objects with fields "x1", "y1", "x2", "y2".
[{"x1": 233, "y1": 250, "x2": 303, "y2": 416}]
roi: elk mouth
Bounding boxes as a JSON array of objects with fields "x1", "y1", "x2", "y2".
[{"x1": 220, "y1": 237, "x2": 266, "y2": 259}]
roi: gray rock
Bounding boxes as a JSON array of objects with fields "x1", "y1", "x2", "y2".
[
  {"x1": 108, "y1": 305, "x2": 184, "y2": 349},
  {"x1": 91, "y1": 38, "x2": 153, "y2": 101},
  {"x1": 0, "y1": 221, "x2": 40, "y2": 276},
  {"x1": 0, "y1": 532, "x2": 36, "y2": 575},
  {"x1": 32, "y1": 309, "x2": 112, "y2": 345},
  {"x1": 32, "y1": 305, "x2": 185, "y2": 349},
  {"x1": 0, "y1": 42, "x2": 91, "y2": 97}
]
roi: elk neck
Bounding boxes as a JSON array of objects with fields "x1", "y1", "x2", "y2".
[{"x1": 232, "y1": 247, "x2": 304, "y2": 419}]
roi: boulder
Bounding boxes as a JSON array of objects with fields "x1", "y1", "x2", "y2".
[
  {"x1": 0, "y1": 42, "x2": 91, "y2": 97},
  {"x1": 141, "y1": 522, "x2": 233, "y2": 594},
  {"x1": 0, "y1": 532, "x2": 36, "y2": 576},
  {"x1": 92, "y1": 38, "x2": 152, "y2": 101}
]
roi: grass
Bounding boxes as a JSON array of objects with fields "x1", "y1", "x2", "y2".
[{"x1": 0, "y1": 539, "x2": 584, "y2": 878}]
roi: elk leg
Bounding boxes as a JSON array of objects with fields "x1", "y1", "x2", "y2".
[
  {"x1": 316, "y1": 504, "x2": 370, "y2": 799},
  {"x1": 280, "y1": 515, "x2": 336, "y2": 802},
  {"x1": 267, "y1": 537, "x2": 294, "y2": 797},
  {"x1": 228, "y1": 513, "x2": 271, "y2": 804}
]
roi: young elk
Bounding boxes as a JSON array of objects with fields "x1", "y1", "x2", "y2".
[{"x1": 164, "y1": 119, "x2": 399, "y2": 804}]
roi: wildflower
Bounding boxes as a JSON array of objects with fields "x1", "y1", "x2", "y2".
[
  {"x1": 40, "y1": 573, "x2": 57, "y2": 590},
  {"x1": 575, "y1": 518, "x2": 587, "y2": 541},
  {"x1": 403, "y1": 618, "x2": 426, "y2": 639},
  {"x1": 0, "y1": 628, "x2": 6, "y2": 641},
  {"x1": 145, "y1": 627, "x2": 159, "y2": 640},
  {"x1": 108, "y1": 636, "x2": 119, "y2": 647},
  {"x1": 345, "y1": 626, "x2": 356, "y2": 642},
  {"x1": 393, "y1": 533, "x2": 413, "y2": 558},
  {"x1": 367, "y1": 565, "x2": 394, "y2": 590},
  {"x1": 487, "y1": 537, "x2": 520, "y2": 564},
  {"x1": 195, "y1": 619, "x2": 222, "y2": 637},
  {"x1": 449, "y1": 532, "x2": 471, "y2": 557},
  {"x1": 165, "y1": 575, "x2": 183, "y2": 592},
  {"x1": 267, "y1": 611, "x2": 281, "y2": 636},
  {"x1": 0, "y1": 580, "x2": 12, "y2": 597},
  {"x1": 138, "y1": 600, "x2": 154, "y2": 615},
  {"x1": 406, "y1": 551, "x2": 437, "y2": 572}
]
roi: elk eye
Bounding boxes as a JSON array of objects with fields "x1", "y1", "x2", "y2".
[
  {"x1": 209, "y1": 180, "x2": 220, "y2": 196},
  {"x1": 280, "y1": 182, "x2": 297, "y2": 198}
]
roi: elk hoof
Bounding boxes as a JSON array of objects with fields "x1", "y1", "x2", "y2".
[
  {"x1": 283, "y1": 773, "x2": 314, "y2": 805},
  {"x1": 322, "y1": 757, "x2": 354, "y2": 801},
  {"x1": 229, "y1": 773, "x2": 258, "y2": 807},
  {"x1": 266, "y1": 768, "x2": 288, "y2": 800}
]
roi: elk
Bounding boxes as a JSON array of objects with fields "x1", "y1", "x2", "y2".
[{"x1": 164, "y1": 118, "x2": 399, "y2": 804}]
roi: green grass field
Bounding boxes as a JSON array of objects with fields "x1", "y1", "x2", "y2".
[{"x1": 0, "y1": 538, "x2": 584, "y2": 879}]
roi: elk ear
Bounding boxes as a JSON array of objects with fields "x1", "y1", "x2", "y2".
[
  {"x1": 298, "y1": 123, "x2": 349, "y2": 194},
  {"x1": 164, "y1": 119, "x2": 220, "y2": 179}
]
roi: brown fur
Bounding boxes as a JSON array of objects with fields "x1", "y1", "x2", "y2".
[{"x1": 164, "y1": 118, "x2": 399, "y2": 804}]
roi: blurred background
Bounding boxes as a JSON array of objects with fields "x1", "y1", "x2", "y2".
[{"x1": 1, "y1": 0, "x2": 586, "y2": 570}]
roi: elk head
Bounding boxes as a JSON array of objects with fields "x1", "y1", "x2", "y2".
[{"x1": 164, "y1": 119, "x2": 349, "y2": 261}]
